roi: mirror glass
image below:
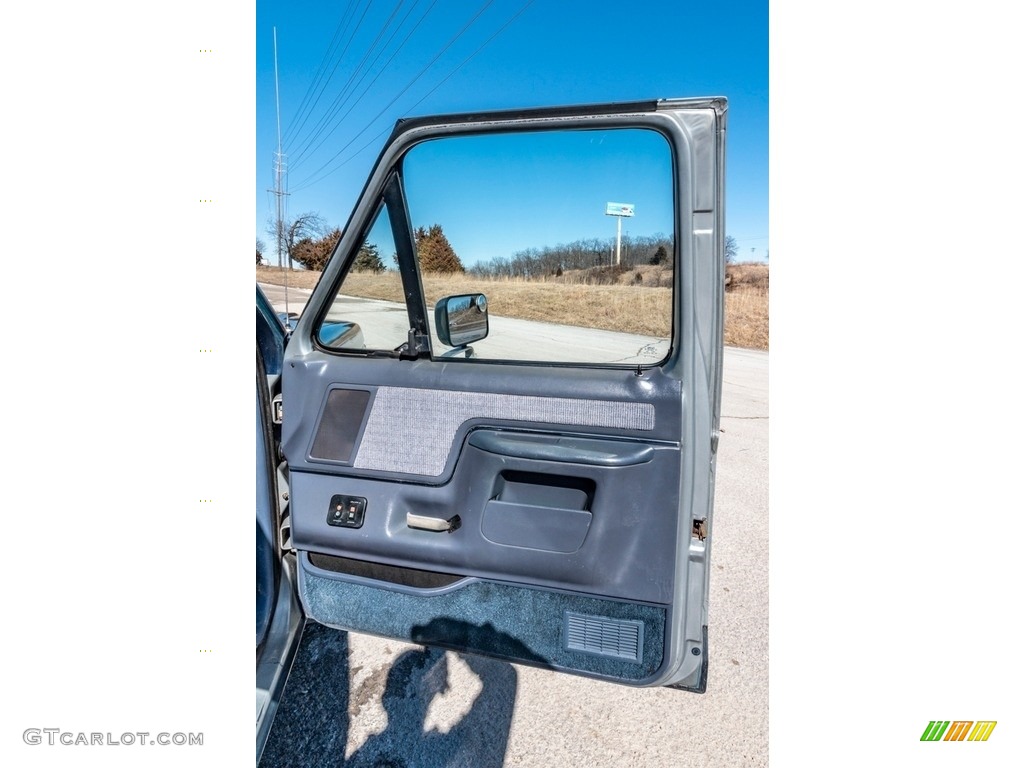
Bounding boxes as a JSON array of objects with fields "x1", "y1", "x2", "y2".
[{"x1": 436, "y1": 293, "x2": 489, "y2": 347}]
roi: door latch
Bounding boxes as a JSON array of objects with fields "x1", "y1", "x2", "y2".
[
  {"x1": 692, "y1": 518, "x2": 708, "y2": 541},
  {"x1": 272, "y1": 393, "x2": 283, "y2": 425}
]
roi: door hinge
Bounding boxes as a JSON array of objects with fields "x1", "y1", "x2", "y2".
[
  {"x1": 272, "y1": 393, "x2": 283, "y2": 425},
  {"x1": 692, "y1": 518, "x2": 708, "y2": 541}
]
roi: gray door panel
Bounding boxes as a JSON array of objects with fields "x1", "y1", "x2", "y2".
[
  {"x1": 283, "y1": 356, "x2": 682, "y2": 481},
  {"x1": 284, "y1": 357, "x2": 685, "y2": 603},
  {"x1": 289, "y1": 435, "x2": 680, "y2": 603}
]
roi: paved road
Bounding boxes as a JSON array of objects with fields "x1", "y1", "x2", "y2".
[
  {"x1": 261, "y1": 283, "x2": 668, "y2": 364},
  {"x1": 261, "y1": 281, "x2": 768, "y2": 766}
]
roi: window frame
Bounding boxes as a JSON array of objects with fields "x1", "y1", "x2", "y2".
[{"x1": 313, "y1": 126, "x2": 680, "y2": 371}]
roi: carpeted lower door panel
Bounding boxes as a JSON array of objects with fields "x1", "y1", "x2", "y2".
[{"x1": 299, "y1": 553, "x2": 667, "y2": 683}]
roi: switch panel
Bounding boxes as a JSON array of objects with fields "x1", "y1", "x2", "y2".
[{"x1": 326, "y1": 494, "x2": 367, "y2": 529}]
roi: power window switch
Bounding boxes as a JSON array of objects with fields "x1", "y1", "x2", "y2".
[{"x1": 327, "y1": 495, "x2": 366, "y2": 529}]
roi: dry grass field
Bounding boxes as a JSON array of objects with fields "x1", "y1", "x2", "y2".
[
  {"x1": 724, "y1": 263, "x2": 769, "y2": 349},
  {"x1": 256, "y1": 261, "x2": 768, "y2": 350}
]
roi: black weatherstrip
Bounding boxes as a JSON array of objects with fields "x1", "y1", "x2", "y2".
[{"x1": 383, "y1": 172, "x2": 429, "y2": 341}]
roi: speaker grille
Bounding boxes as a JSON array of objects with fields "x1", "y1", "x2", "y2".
[
  {"x1": 310, "y1": 388, "x2": 371, "y2": 463},
  {"x1": 564, "y1": 612, "x2": 643, "y2": 663}
]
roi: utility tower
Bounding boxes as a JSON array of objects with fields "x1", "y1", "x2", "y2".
[{"x1": 269, "y1": 27, "x2": 290, "y2": 316}]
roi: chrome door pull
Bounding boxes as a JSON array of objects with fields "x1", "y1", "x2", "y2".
[{"x1": 406, "y1": 513, "x2": 461, "y2": 533}]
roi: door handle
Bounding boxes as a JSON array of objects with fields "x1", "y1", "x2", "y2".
[{"x1": 406, "y1": 512, "x2": 462, "y2": 533}]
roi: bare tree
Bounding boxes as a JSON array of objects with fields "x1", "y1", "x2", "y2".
[
  {"x1": 725, "y1": 235, "x2": 738, "y2": 264},
  {"x1": 256, "y1": 238, "x2": 266, "y2": 265},
  {"x1": 267, "y1": 212, "x2": 328, "y2": 270}
]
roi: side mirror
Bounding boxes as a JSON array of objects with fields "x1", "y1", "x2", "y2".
[
  {"x1": 317, "y1": 320, "x2": 365, "y2": 350},
  {"x1": 435, "y1": 293, "x2": 488, "y2": 348}
]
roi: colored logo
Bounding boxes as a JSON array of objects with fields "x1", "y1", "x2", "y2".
[{"x1": 920, "y1": 721, "x2": 997, "y2": 742}]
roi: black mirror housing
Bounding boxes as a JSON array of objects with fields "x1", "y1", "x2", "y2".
[{"x1": 435, "y1": 293, "x2": 489, "y2": 347}]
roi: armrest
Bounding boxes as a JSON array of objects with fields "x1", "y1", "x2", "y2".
[{"x1": 467, "y1": 431, "x2": 654, "y2": 467}]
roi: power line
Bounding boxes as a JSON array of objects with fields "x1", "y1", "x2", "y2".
[
  {"x1": 292, "y1": 0, "x2": 501, "y2": 191},
  {"x1": 288, "y1": 0, "x2": 404, "y2": 161},
  {"x1": 293, "y1": 0, "x2": 534, "y2": 192},
  {"x1": 284, "y1": 0, "x2": 372, "y2": 148},
  {"x1": 290, "y1": 0, "x2": 435, "y2": 170},
  {"x1": 402, "y1": 0, "x2": 535, "y2": 118},
  {"x1": 289, "y1": 0, "x2": 428, "y2": 169},
  {"x1": 280, "y1": 0, "x2": 361, "y2": 147}
]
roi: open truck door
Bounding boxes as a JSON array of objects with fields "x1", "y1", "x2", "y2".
[{"x1": 280, "y1": 98, "x2": 726, "y2": 691}]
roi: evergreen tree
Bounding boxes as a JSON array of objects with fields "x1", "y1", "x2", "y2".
[
  {"x1": 415, "y1": 224, "x2": 464, "y2": 273},
  {"x1": 291, "y1": 228, "x2": 341, "y2": 271},
  {"x1": 352, "y1": 242, "x2": 385, "y2": 273}
]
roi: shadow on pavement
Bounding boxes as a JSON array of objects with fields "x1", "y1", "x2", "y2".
[{"x1": 259, "y1": 622, "x2": 518, "y2": 768}]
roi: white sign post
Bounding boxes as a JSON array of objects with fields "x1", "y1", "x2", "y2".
[{"x1": 605, "y1": 202, "x2": 635, "y2": 266}]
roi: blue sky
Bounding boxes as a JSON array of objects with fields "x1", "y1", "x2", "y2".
[
  {"x1": 256, "y1": 0, "x2": 768, "y2": 264},
  {"x1": 402, "y1": 128, "x2": 673, "y2": 266}
]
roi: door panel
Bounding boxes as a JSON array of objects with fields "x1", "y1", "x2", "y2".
[
  {"x1": 284, "y1": 359, "x2": 683, "y2": 604},
  {"x1": 288, "y1": 438, "x2": 680, "y2": 603},
  {"x1": 282, "y1": 99, "x2": 725, "y2": 690},
  {"x1": 284, "y1": 356, "x2": 681, "y2": 480}
]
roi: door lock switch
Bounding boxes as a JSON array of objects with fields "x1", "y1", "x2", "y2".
[{"x1": 327, "y1": 495, "x2": 367, "y2": 529}]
